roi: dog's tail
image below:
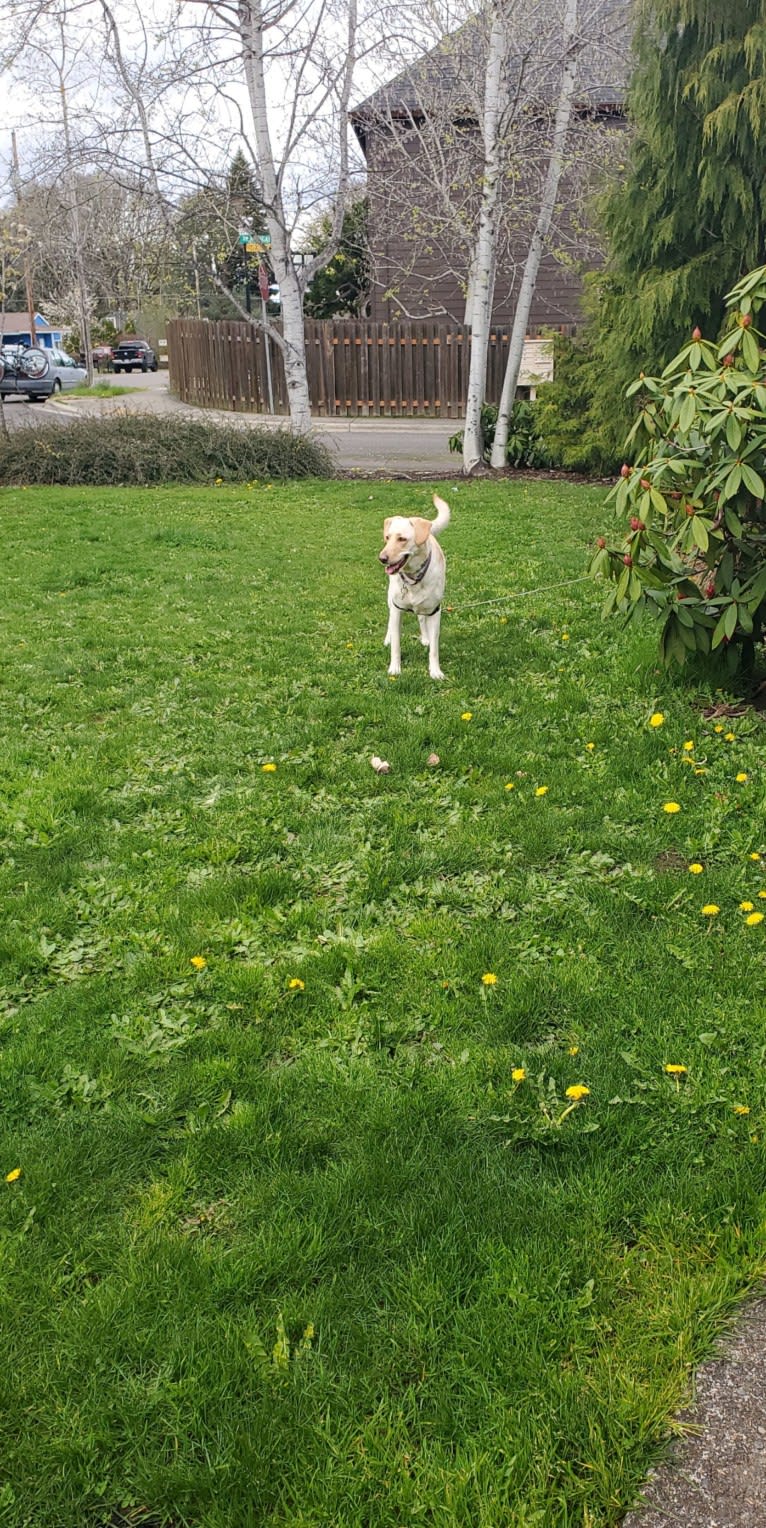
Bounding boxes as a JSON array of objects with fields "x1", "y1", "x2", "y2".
[{"x1": 431, "y1": 493, "x2": 451, "y2": 539}]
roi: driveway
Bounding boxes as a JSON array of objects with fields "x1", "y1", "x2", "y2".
[{"x1": 1, "y1": 369, "x2": 461, "y2": 475}]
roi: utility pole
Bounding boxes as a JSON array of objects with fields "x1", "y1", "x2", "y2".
[{"x1": 10, "y1": 131, "x2": 38, "y2": 350}]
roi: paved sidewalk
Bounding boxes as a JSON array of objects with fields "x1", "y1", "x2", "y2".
[
  {"x1": 30, "y1": 371, "x2": 461, "y2": 476},
  {"x1": 623, "y1": 1299, "x2": 766, "y2": 1527}
]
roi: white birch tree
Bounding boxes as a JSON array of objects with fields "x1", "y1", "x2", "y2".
[
  {"x1": 489, "y1": 0, "x2": 581, "y2": 467},
  {"x1": 461, "y1": 7, "x2": 508, "y2": 472},
  {"x1": 360, "y1": 0, "x2": 629, "y2": 470}
]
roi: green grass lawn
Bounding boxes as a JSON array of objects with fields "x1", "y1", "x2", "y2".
[
  {"x1": 59, "y1": 382, "x2": 134, "y2": 399},
  {"x1": 1, "y1": 478, "x2": 765, "y2": 1528}
]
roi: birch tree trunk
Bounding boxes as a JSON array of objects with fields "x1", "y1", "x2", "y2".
[
  {"x1": 55, "y1": 14, "x2": 94, "y2": 384},
  {"x1": 462, "y1": 6, "x2": 507, "y2": 475},
  {"x1": 238, "y1": 0, "x2": 311, "y2": 429},
  {"x1": 489, "y1": 0, "x2": 580, "y2": 469},
  {"x1": 237, "y1": 0, "x2": 356, "y2": 432}
]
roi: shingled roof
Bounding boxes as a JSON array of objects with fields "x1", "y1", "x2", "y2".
[{"x1": 351, "y1": 0, "x2": 634, "y2": 146}]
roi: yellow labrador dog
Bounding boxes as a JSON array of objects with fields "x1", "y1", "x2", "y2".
[{"x1": 378, "y1": 494, "x2": 451, "y2": 680}]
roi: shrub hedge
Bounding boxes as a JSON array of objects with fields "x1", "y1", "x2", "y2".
[{"x1": 0, "y1": 412, "x2": 335, "y2": 485}]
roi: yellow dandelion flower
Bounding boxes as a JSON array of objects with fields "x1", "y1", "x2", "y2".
[
  {"x1": 561, "y1": 632, "x2": 570, "y2": 642},
  {"x1": 568, "y1": 1045, "x2": 580, "y2": 1056},
  {"x1": 758, "y1": 891, "x2": 766, "y2": 900},
  {"x1": 745, "y1": 912, "x2": 764, "y2": 926},
  {"x1": 664, "y1": 1064, "x2": 688, "y2": 1075},
  {"x1": 725, "y1": 731, "x2": 736, "y2": 741},
  {"x1": 461, "y1": 711, "x2": 473, "y2": 721},
  {"x1": 663, "y1": 801, "x2": 681, "y2": 814},
  {"x1": 649, "y1": 712, "x2": 665, "y2": 728},
  {"x1": 504, "y1": 782, "x2": 516, "y2": 791},
  {"x1": 535, "y1": 785, "x2": 549, "y2": 797},
  {"x1": 287, "y1": 977, "x2": 305, "y2": 990},
  {"x1": 262, "y1": 762, "x2": 277, "y2": 772},
  {"x1": 750, "y1": 852, "x2": 762, "y2": 861},
  {"x1": 683, "y1": 740, "x2": 694, "y2": 751},
  {"x1": 694, "y1": 768, "x2": 706, "y2": 776},
  {"x1": 482, "y1": 972, "x2": 498, "y2": 986},
  {"x1": 733, "y1": 1105, "x2": 751, "y2": 1116},
  {"x1": 190, "y1": 955, "x2": 207, "y2": 970},
  {"x1": 701, "y1": 904, "x2": 720, "y2": 916},
  {"x1": 5, "y1": 1168, "x2": 21, "y2": 1183},
  {"x1": 585, "y1": 742, "x2": 595, "y2": 752},
  {"x1": 714, "y1": 724, "x2": 724, "y2": 733},
  {"x1": 688, "y1": 863, "x2": 704, "y2": 874},
  {"x1": 740, "y1": 901, "x2": 755, "y2": 912},
  {"x1": 565, "y1": 1084, "x2": 590, "y2": 1101},
  {"x1": 214, "y1": 476, "x2": 223, "y2": 485},
  {"x1": 511, "y1": 1068, "x2": 526, "y2": 1082},
  {"x1": 736, "y1": 772, "x2": 748, "y2": 783}
]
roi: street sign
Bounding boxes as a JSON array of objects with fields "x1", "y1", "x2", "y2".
[{"x1": 239, "y1": 231, "x2": 271, "y2": 247}]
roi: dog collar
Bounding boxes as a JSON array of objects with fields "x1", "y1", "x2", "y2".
[{"x1": 400, "y1": 550, "x2": 432, "y2": 586}]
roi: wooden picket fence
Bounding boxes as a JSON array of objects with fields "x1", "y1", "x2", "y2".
[{"x1": 166, "y1": 317, "x2": 561, "y2": 418}]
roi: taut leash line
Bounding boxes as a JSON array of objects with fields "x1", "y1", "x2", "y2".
[{"x1": 445, "y1": 574, "x2": 593, "y2": 614}]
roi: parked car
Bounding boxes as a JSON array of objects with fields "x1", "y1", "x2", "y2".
[
  {"x1": 0, "y1": 345, "x2": 54, "y2": 402},
  {"x1": 92, "y1": 344, "x2": 114, "y2": 372},
  {"x1": 112, "y1": 337, "x2": 158, "y2": 373},
  {"x1": 46, "y1": 347, "x2": 88, "y2": 391}
]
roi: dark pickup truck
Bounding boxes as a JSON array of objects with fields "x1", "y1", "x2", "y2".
[{"x1": 112, "y1": 339, "x2": 158, "y2": 373}]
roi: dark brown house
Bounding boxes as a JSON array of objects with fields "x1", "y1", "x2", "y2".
[{"x1": 351, "y1": 1, "x2": 633, "y2": 328}]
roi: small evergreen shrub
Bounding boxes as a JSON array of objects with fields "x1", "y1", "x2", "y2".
[
  {"x1": 0, "y1": 413, "x2": 334, "y2": 485},
  {"x1": 535, "y1": 335, "x2": 621, "y2": 476},
  {"x1": 590, "y1": 265, "x2": 766, "y2": 674},
  {"x1": 449, "y1": 400, "x2": 553, "y2": 469}
]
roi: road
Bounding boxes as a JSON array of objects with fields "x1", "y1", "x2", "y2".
[{"x1": 1, "y1": 369, "x2": 462, "y2": 476}]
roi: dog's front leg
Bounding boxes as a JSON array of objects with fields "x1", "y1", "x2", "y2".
[
  {"x1": 424, "y1": 609, "x2": 444, "y2": 680},
  {"x1": 386, "y1": 601, "x2": 402, "y2": 675}
]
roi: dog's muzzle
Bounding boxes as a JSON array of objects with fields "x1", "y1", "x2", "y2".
[{"x1": 380, "y1": 553, "x2": 408, "y2": 576}]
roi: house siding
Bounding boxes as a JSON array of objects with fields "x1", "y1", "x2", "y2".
[{"x1": 364, "y1": 114, "x2": 627, "y2": 329}]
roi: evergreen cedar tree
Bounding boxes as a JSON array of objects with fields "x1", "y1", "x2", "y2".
[{"x1": 567, "y1": 0, "x2": 766, "y2": 465}]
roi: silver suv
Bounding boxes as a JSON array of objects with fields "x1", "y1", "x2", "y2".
[{"x1": 0, "y1": 346, "x2": 55, "y2": 402}]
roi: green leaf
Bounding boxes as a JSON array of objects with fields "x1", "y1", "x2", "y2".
[
  {"x1": 724, "y1": 505, "x2": 744, "y2": 537},
  {"x1": 711, "y1": 611, "x2": 728, "y2": 649},
  {"x1": 723, "y1": 464, "x2": 743, "y2": 499},
  {"x1": 679, "y1": 393, "x2": 697, "y2": 434},
  {"x1": 719, "y1": 330, "x2": 743, "y2": 359},
  {"x1": 726, "y1": 412, "x2": 743, "y2": 451},
  {"x1": 724, "y1": 602, "x2": 738, "y2": 639},
  {"x1": 741, "y1": 462, "x2": 765, "y2": 497},
  {"x1": 744, "y1": 564, "x2": 766, "y2": 611},
  {"x1": 691, "y1": 516, "x2": 709, "y2": 552},
  {"x1": 742, "y1": 328, "x2": 761, "y2": 372}
]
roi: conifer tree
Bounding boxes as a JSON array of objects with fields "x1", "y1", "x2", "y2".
[{"x1": 587, "y1": 0, "x2": 766, "y2": 452}]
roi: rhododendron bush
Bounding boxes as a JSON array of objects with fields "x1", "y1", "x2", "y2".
[{"x1": 591, "y1": 266, "x2": 766, "y2": 673}]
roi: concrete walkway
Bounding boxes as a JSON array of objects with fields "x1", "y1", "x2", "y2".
[
  {"x1": 17, "y1": 370, "x2": 461, "y2": 476},
  {"x1": 623, "y1": 1299, "x2": 766, "y2": 1527}
]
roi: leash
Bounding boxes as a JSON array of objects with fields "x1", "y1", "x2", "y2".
[{"x1": 445, "y1": 574, "x2": 593, "y2": 614}]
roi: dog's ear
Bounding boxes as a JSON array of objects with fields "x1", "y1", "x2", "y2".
[
  {"x1": 383, "y1": 517, "x2": 392, "y2": 538},
  {"x1": 411, "y1": 517, "x2": 432, "y2": 545}
]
